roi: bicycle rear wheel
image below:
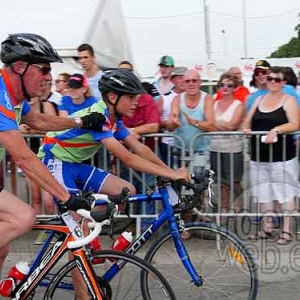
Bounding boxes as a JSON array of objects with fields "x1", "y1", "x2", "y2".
[
  {"x1": 142, "y1": 222, "x2": 258, "y2": 300},
  {"x1": 44, "y1": 250, "x2": 176, "y2": 299}
]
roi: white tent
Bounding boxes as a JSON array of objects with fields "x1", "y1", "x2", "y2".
[{"x1": 0, "y1": 0, "x2": 133, "y2": 76}]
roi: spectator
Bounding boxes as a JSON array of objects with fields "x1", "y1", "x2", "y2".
[
  {"x1": 246, "y1": 60, "x2": 300, "y2": 111},
  {"x1": 283, "y1": 66, "x2": 300, "y2": 99},
  {"x1": 215, "y1": 66, "x2": 250, "y2": 103},
  {"x1": 152, "y1": 55, "x2": 175, "y2": 100},
  {"x1": 118, "y1": 60, "x2": 134, "y2": 71},
  {"x1": 55, "y1": 72, "x2": 70, "y2": 96},
  {"x1": 58, "y1": 73, "x2": 96, "y2": 117},
  {"x1": 210, "y1": 72, "x2": 244, "y2": 213},
  {"x1": 243, "y1": 66, "x2": 299, "y2": 245},
  {"x1": 246, "y1": 60, "x2": 271, "y2": 112},
  {"x1": 77, "y1": 43, "x2": 103, "y2": 100},
  {"x1": 157, "y1": 66, "x2": 187, "y2": 166},
  {"x1": 170, "y1": 69, "x2": 214, "y2": 158}
]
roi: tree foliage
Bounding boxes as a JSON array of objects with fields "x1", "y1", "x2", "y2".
[{"x1": 269, "y1": 13, "x2": 300, "y2": 58}]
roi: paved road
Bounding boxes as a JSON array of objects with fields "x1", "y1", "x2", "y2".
[
  {"x1": 1, "y1": 227, "x2": 300, "y2": 300},
  {"x1": 2, "y1": 174, "x2": 300, "y2": 299}
]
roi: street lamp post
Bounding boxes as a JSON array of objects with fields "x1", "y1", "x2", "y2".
[{"x1": 204, "y1": 0, "x2": 212, "y2": 60}]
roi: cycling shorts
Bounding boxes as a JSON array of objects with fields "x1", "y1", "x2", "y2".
[{"x1": 42, "y1": 157, "x2": 110, "y2": 195}]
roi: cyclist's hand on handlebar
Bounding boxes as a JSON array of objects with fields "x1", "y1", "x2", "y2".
[
  {"x1": 172, "y1": 167, "x2": 191, "y2": 182},
  {"x1": 61, "y1": 194, "x2": 94, "y2": 211}
]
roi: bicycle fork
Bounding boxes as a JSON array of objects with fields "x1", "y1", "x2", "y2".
[{"x1": 169, "y1": 217, "x2": 204, "y2": 287}]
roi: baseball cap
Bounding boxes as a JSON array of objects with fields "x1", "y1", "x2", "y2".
[
  {"x1": 68, "y1": 73, "x2": 88, "y2": 88},
  {"x1": 171, "y1": 66, "x2": 188, "y2": 77},
  {"x1": 158, "y1": 55, "x2": 174, "y2": 67},
  {"x1": 255, "y1": 60, "x2": 270, "y2": 70}
]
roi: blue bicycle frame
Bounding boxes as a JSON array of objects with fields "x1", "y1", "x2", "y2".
[{"x1": 96, "y1": 185, "x2": 203, "y2": 286}]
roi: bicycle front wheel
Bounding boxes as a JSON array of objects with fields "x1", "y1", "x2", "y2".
[
  {"x1": 142, "y1": 222, "x2": 258, "y2": 300},
  {"x1": 44, "y1": 250, "x2": 176, "y2": 299}
]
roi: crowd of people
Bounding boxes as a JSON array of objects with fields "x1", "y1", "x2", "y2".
[{"x1": 1, "y1": 32, "x2": 300, "y2": 284}]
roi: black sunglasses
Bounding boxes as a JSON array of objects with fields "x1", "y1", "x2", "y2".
[
  {"x1": 254, "y1": 69, "x2": 268, "y2": 76},
  {"x1": 219, "y1": 83, "x2": 234, "y2": 88},
  {"x1": 31, "y1": 64, "x2": 52, "y2": 75},
  {"x1": 184, "y1": 79, "x2": 199, "y2": 84},
  {"x1": 266, "y1": 76, "x2": 283, "y2": 83}
]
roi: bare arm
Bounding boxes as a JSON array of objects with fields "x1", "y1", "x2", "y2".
[
  {"x1": 124, "y1": 134, "x2": 167, "y2": 168},
  {"x1": 215, "y1": 103, "x2": 244, "y2": 131},
  {"x1": 168, "y1": 95, "x2": 181, "y2": 130},
  {"x1": 58, "y1": 110, "x2": 69, "y2": 117},
  {"x1": 276, "y1": 96, "x2": 299, "y2": 133},
  {"x1": 183, "y1": 94, "x2": 215, "y2": 131},
  {"x1": 129, "y1": 123, "x2": 159, "y2": 135},
  {"x1": 21, "y1": 109, "x2": 77, "y2": 131},
  {"x1": 0, "y1": 130, "x2": 70, "y2": 202},
  {"x1": 242, "y1": 96, "x2": 261, "y2": 131},
  {"x1": 102, "y1": 137, "x2": 188, "y2": 180}
]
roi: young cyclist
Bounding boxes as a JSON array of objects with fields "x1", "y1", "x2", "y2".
[
  {"x1": 38, "y1": 69, "x2": 189, "y2": 199},
  {"x1": 37, "y1": 68, "x2": 190, "y2": 300}
]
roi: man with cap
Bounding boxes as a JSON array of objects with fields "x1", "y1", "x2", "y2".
[
  {"x1": 0, "y1": 33, "x2": 107, "y2": 277},
  {"x1": 152, "y1": 55, "x2": 175, "y2": 100},
  {"x1": 157, "y1": 66, "x2": 188, "y2": 165}
]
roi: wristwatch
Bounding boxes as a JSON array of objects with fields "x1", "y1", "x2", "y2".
[
  {"x1": 74, "y1": 117, "x2": 82, "y2": 128},
  {"x1": 193, "y1": 121, "x2": 199, "y2": 128}
]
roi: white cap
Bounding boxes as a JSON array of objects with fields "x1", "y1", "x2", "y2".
[
  {"x1": 16, "y1": 262, "x2": 30, "y2": 275},
  {"x1": 122, "y1": 231, "x2": 133, "y2": 242}
]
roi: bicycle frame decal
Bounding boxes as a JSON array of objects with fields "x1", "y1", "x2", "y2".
[
  {"x1": 74, "y1": 250, "x2": 103, "y2": 300},
  {"x1": 12, "y1": 238, "x2": 68, "y2": 299}
]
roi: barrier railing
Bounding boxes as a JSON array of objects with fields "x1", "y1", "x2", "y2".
[{"x1": 3, "y1": 131, "x2": 300, "y2": 234}]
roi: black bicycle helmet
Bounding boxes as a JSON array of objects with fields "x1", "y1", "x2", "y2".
[
  {"x1": 1, "y1": 33, "x2": 62, "y2": 64},
  {"x1": 99, "y1": 69, "x2": 145, "y2": 96}
]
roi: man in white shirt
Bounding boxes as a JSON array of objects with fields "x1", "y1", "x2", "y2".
[{"x1": 77, "y1": 43, "x2": 103, "y2": 100}]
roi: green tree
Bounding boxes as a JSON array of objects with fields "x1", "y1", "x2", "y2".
[{"x1": 269, "y1": 13, "x2": 300, "y2": 58}]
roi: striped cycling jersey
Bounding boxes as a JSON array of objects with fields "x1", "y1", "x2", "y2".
[{"x1": 38, "y1": 99, "x2": 130, "y2": 163}]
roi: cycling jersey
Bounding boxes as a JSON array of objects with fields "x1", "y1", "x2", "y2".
[
  {"x1": 0, "y1": 70, "x2": 31, "y2": 131},
  {"x1": 38, "y1": 99, "x2": 130, "y2": 163}
]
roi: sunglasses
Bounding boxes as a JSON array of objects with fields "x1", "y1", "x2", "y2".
[
  {"x1": 184, "y1": 79, "x2": 199, "y2": 84},
  {"x1": 254, "y1": 69, "x2": 268, "y2": 76},
  {"x1": 31, "y1": 64, "x2": 52, "y2": 75},
  {"x1": 266, "y1": 76, "x2": 283, "y2": 83},
  {"x1": 219, "y1": 83, "x2": 234, "y2": 88}
]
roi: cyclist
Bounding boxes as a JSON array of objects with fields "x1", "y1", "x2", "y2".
[
  {"x1": 37, "y1": 68, "x2": 189, "y2": 299},
  {"x1": 0, "y1": 33, "x2": 106, "y2": 277},
  {"x1": 38, "y1": 68, "x2": 189, "y2": 201}
]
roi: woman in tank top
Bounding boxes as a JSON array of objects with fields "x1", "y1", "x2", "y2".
[
  {"x1": 210, "y1": 72, "x2": 244, "y2": 214},
  {"x1": 243, "y1": 66, "x2": 300, "y2": 245}
]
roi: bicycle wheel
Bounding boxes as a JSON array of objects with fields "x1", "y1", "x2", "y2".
[
  {"x1": 44, "y1": 250, "x2": 176, "y2": 299},
  {"x1": 142, "y1": 222, "x2": 258, "y2": 300}
]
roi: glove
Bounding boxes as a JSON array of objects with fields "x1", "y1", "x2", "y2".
[
  {"x1": 62, "y1": 194, "x2": 94, "y2": 211},
  {"x1": 81, "y1": 112, "x2": 107, "y2": 131}
]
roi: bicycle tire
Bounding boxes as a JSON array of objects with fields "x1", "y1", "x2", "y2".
[
  {"x1": 44, "y1": 250, "x2": 176, "y2": 300},
  {"x1": 141, "y1": 222, "x2": 258, "y2": 300}
]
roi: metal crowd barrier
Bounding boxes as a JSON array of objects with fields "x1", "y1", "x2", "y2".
[{"x1": 2, "y1": 132, "x2": 300, "y2": 235}]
